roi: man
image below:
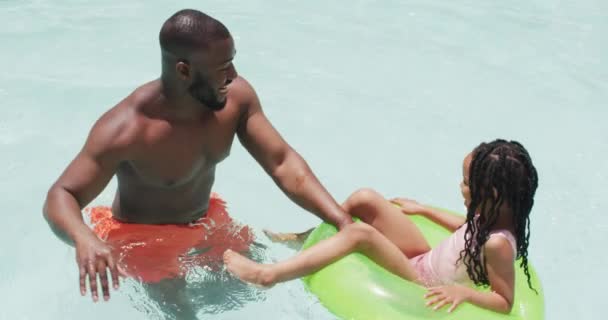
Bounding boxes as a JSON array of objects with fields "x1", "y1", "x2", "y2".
[{"x1": 43, "y1": 9, "x2": 352, "y2": 304}]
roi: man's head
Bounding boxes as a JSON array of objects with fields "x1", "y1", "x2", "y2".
[{"x1": 160, "y1": 9, "x2": 237, "y2": 110}]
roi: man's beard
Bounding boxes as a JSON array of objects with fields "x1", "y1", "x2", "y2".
[{"x1": 188, "y1": 72, "x2": 227, "y2": 111}]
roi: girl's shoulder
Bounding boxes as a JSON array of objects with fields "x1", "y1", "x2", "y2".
[{"x1": 484, "y1": 231, "x2": 517, "y2": 262}]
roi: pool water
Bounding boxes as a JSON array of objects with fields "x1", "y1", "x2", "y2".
[{"x1": 1, "y1": 0, "x2": 606, "y2": 319}]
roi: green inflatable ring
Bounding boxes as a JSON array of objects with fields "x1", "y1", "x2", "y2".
[{"x1": 301, "y1": 209, "x2": 544, "y2": 319}]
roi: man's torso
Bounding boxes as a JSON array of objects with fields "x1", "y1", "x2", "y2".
[{"x1": 105, "y1": 79, "x2": 248, "y2": 224}]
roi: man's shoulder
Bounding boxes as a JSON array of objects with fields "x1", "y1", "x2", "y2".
[
  {"x1": 228, "y1": 76, "x2": 262, "y2": 123},
  {"x1": 129, "y1": 80, "x2": 163, "y2": 108},
  {"x1": 229, "y1": 76, "x2": 258, "y2": 103},
  {"x1": 87, "y1": 108, "x2": 140, "y2": 158},
  {"x1": 86, "y1": 83, "x2": 159, "y2": 156}
]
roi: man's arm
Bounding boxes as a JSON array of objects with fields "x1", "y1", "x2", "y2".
[
  {"x1": 43, "y1": 153, "x2": 113, "y2": 246},
  {"x1": 43, "y1": 111, "x2": 128, "y2": 301},
  {"x1": 44, "y1": 116, "x2": 123, "y2": 245},
  {"x1": 235, "y1": 78, "x2": 352, "y2": 229}
]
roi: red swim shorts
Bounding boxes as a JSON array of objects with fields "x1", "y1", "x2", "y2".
[{"x1": 86, "y1": 193, "x2": 253, "y2": 283}]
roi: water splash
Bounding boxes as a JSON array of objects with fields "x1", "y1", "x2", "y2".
[{"x1": 121, "y1": 239, "x2": 270, "y2": 319}]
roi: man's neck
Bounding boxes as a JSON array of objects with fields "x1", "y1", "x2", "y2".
[{"x1": 159, "y1": 76, "x2": 209, "y2": 122}]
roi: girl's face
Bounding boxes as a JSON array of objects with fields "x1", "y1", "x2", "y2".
[{"x1": 460, "y1": 152, "x2": 473, "y2": 208}]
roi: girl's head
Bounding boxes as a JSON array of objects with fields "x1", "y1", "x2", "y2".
[{"x1": 459, "y1": 139, "x2": 539, "y2": 289}]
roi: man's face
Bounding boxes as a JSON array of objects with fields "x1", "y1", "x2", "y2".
[{"x1": 187, "y1": 37, "x2": 237, "y2": 111}]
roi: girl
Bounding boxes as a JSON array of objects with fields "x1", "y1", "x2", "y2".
[{"x1": 223, "y1": 139, "x2": 538, "y2": 314}]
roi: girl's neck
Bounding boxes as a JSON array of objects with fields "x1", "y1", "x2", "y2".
[
  {"x1": 492, "y1": 214, "x2": 515, "y2": 233},
  {"x1": 476, "y1": 207, "x2": 515, "y2": 234}
]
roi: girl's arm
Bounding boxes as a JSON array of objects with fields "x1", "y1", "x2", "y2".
[
  {"x1": 390, "y1": 198, "x2": 465, "y2": 232},
  {"x1": 477, "y1": 236, "x2": 516, "y2": 313},
  {"x1": 425, "y1": 236, "x2": 515, "y2": 313}
]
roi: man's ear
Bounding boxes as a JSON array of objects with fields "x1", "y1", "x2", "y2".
[{"x1": 176, "y1": 60, "x2": 191, "y2": 80}]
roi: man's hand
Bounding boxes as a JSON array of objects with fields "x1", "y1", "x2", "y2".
[
  {"x1": 74, "y1": 232, "x2": 125, "y2": 301},
  {"x1": 336, "y1": 215, "x2": 354, "y2": 231}
]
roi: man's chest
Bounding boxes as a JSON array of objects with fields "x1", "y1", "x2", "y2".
[{"x1": 126, "y1": 123, "x2": 237, "y2": 186}]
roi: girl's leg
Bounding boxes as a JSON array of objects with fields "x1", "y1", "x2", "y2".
[
  {"x1": 343, "y1": 188, "x2": 430, "y2": 257},
  {"x1": 224, "y1": 222, "x2": 418, "y2": 287},
  {"x1": 263, "y1": 189, "x2": 430, "y2": 256}
]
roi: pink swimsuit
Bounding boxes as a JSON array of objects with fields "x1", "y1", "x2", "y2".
[{"x1": 410, "y1": 224, "x2": 517, "y2": 287}]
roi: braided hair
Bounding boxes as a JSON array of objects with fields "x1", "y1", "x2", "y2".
[{"x1": 458, "y1": 139, "x2": 538, "y2": 291}]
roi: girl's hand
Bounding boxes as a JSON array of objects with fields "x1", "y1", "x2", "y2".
[
  {"x1": 389, "y1": 197, "x2": 425, "y2": 215},
  {"x1": 424, "y1": 285, "x2": 472, "y2": 313}
]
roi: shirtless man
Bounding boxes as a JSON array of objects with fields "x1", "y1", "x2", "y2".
[{"x1": 43, "y1": 9, "x2": 352, "y2": 303}]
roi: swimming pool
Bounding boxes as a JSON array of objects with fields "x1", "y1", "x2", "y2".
[{"x1": 1, "y1": 0, "x2": 606, "y2": 319}]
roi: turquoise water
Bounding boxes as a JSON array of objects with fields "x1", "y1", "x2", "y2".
[{"x1": 1, "y1": 0, "x2": 606, "y2": 319}]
